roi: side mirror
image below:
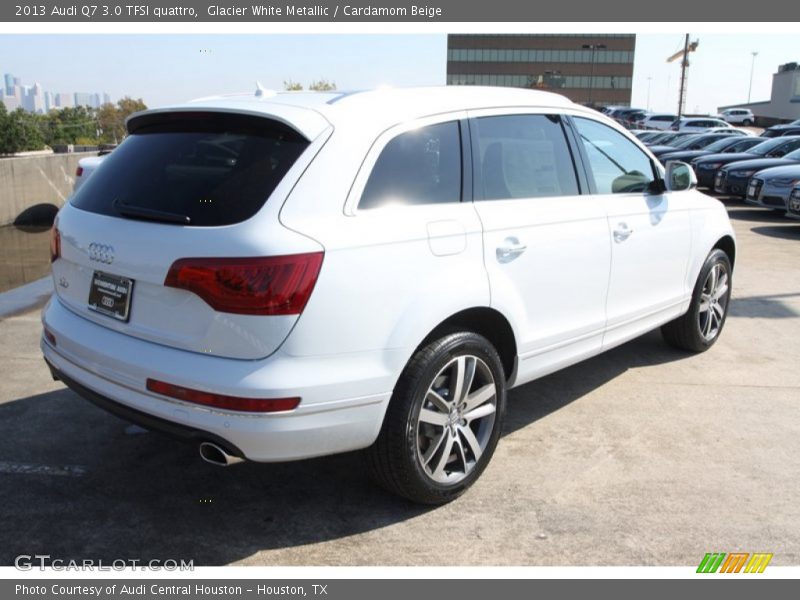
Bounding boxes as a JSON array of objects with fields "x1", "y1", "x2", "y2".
[{"x1": 665, "y1": 161, "x2": 697, "y2": 192}]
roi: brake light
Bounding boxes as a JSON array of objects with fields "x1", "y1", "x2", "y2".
[
  {"x1": 75, "y1": 166, "x2": 84, "y2": 177},
  {"x1": 146, "y1": 378, "x2": 300, "y2": 413},
  {"x1": 49, "y1": 223, "x2": 61, "y2": 263},
  {"x1": 164, "y1": 252, "x2": 323, "y2": 316}
]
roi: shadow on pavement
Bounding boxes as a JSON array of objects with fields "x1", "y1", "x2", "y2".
[
  {"x1": 749, "y1": 225, "x2": 800, "y2": 240},
  {"x1": 0, "y1": 330, "x2": 692, "y2": 566},
  {"x1": 729, "y1": 292, "x2": 800, "y2": 318}
]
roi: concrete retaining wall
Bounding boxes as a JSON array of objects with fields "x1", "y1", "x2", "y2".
[{"x1": 0, "y1": 152, "x2": 96, "y2": 226}]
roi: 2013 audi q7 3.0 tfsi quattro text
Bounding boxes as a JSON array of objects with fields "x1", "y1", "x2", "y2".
[{"x1": 42, "y1": 87, "x2": 736, "y2": 504}]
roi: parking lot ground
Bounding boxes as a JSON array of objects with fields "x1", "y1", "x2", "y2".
[{"x1": 0, "y1": 198, "x2": 799, "y2": 567}]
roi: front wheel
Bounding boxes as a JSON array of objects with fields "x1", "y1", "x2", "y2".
[
  {"x1": 661, "y1": 248, "x2": 732, "y2": 352},
  {"x1": 365, "y1": 332, "x2": 506, "y2": 504}
]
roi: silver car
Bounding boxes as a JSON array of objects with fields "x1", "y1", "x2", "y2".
[{"x1": 745, "y1": 165, "x2": 800, "y2": 210}]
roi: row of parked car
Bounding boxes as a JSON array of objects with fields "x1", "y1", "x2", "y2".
[
  {"x1": 601, "y1": 105, "x2": 800, "y2": 138},
  {"x1": 633, "y1": 128, "x2": 800, "y2": 220}
]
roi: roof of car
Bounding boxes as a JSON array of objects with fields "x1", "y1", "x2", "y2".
[{"x1": 128, "y1": 86, "x2": 582, "y2": 140}]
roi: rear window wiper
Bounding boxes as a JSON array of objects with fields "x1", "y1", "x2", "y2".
[{"x1": 113, "y1": 200, "x2": 191, "y2": 225}]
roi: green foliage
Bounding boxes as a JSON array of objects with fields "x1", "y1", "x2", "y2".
[
  {"x1": 283, "y1": 80, "x2": 303, "y2": 91},
  {"x1": 0, "y1": 104, "x2": 46, "y2": 154},
  {"x1": 0, "y1": 97, "x2": 148, "y2": 154},
  {"x1": 308, "y1": 79, "x2": 337, "y2": 91}
]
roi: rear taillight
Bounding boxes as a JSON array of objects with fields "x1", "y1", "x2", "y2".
[
  {"x1": 146, "y1": 378, "x2": 300, "y2": 413},
  {"x1": 164, "y1": 252, "x2": 323, "y2": 316},
  {"x1": 49, "y1": 224, "x2": 60, "y2": 263},
  {"x1": 75, "y1": 166, "x2": 84, "y2": 177}
]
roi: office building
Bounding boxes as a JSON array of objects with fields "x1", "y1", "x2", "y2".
[{"x1": 447, "y1": 34, "x2": 636, "y2": 107}]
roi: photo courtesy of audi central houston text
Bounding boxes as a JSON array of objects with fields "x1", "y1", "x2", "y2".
[{"x1": 1, "y1": 32, "x2": 799, "y2": 567}]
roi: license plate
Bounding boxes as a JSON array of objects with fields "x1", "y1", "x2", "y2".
[{"x1": 88, "y1": 271, "x2": 133, "y2": 322}]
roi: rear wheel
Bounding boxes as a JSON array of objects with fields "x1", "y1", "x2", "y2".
[
  {"x1": 366, "y1": 332, "x2": 506, "y2": 504},
  {"x1": 742, "y1": 119, "x2": 753, "y2": 126},
  {"x1": 661, "y1": 249, "x2": 732, "y2": 352}
]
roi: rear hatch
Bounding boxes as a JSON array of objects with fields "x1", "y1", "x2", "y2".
[{"x1": 51, "y1": 110, "x2": 326, "y2": 360}]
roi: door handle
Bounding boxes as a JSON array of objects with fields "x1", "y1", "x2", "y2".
[
  {"x1": 496, "y1": 237, "x2": 527, "y2": 263},
  {"x1": 613, "y1": 223, "x2": 634, "y2": 243}
]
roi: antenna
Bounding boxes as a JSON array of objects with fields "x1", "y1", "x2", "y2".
[{"x1": 254, "y1": 81, "x2": 276, "y2": 98}]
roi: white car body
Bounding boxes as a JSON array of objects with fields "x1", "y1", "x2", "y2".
[
  {"x1": 640, "y1": 113, "x2": 677, "y2": 130},
  {"x1": 718, "y1": 108, "x2": 755, "y2": 126},
  {"x1": 41, "y1": 87, "x2": 736, "y2": 474},
  {"x1": 672, "y1": 117, "x2": 733, "y2": 133},
  {"x1": 72, "y1": 155, "x2": 107, "y2": 194}
]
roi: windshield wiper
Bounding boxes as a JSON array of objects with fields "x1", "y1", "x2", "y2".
[{"x1": 113, "y1": 200, "x2": 191, "y2": 225}]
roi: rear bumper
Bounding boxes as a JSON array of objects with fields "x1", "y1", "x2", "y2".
[{"x1": 41, "y1": 297, "x2": 396, "y2": 462}]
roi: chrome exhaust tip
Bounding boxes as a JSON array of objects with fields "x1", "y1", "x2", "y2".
[{"x1": 199, "y1": 442, "x2": 244, "y2": 467}]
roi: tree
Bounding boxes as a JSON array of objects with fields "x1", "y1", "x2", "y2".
[
  {"x1": 0, "y1": 105, "x2": 46, "y2": 154},
  {"x1": 97, "y1": 97, "x2": 147, "y2": 143},
  {"x1": 283, "y1": 80, "x2": 303, "y2": 91},
  {"x1": 43, "y1": 105, "x2": 97, "y2": 146},
  {"x1": 308, "y1": 79, "x2": 337, "y2": 91}
]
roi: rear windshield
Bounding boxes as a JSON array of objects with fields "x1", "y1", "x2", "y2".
[{"x1": 71, "y1": 112, "x2": 309, "y2": 226}]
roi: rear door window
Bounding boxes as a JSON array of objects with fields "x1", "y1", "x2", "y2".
[
  {"x1": 358, "y1": 121, "x2": 462, "y2": 210},
  {"x1": 470, "y1": 114, "x2": 580, "y2": 200},
  {"x1": 71, "y1": 112, "x2": 309, "y2": 226}
]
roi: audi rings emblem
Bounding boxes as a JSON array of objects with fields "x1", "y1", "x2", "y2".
[{"x1": 88, "y1": 243, "x2": 115, "y2": 264}]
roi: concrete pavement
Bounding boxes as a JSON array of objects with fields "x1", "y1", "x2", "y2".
[{"x1": 0, "y1": 199, "x2": 798, "y2": 566}]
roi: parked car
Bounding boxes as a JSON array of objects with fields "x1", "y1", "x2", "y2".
[
  {"x1": 645, "y1": 131, "x2": 697, "y2": 147},
  {"x1": 745, "y1": 164, "x2": 800, "y2": 210},
  {"x1": 659, "y1": 136, "x2": 766, "y2": 165},
  {"x1": 622, "y1": 110, "x2": 649, "y2": 128},
  {"x1": 714, "y1": 145, "x2": 800, "y2": 198},
  {"x1": 649, "y1": 133, "x2": 747, "y2": 160},
  {"x1": 786, "y1": 184, "x2": 800, "y2": 219},
  {"x1": 717, "y1": 108, "x2": 755, "y2": 126},
  {"x1": 691, "y1": 136, "x2": 800, "y2": 189},
  {"x1": 72, "y1": 155, "x2": 107, "y2": 194},
  {"x1": 762, "y1": 119, "x2": 800, "y2": 138},
  {"x1": 41, "y1": 86, "x2": 736, "y2": 504},
  {"x1": 640, "y1": 113, "x2": 678, "y2": 131},
  {"x1": 634, "y1": 131, "x2": 663, "y2": 143},
  {"x1": 706, "y1": 126, "x2": 755, "y2": 136},
  {"x1": 671, "y1": 117, "x2": 732, "y2": 132},
  {"x1": 611, "y1": 107, "x2": 647, "y2": 127}
]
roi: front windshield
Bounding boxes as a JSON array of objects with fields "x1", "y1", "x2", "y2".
[
  {"x1": 704, "y1": 138, "x2": 739, "y2": 153},
  {"x1": 747, "y1": 138, "x2": 795, "y2": 155},
  {"x1": 671, "y1": 135, "x2": 703, "y2": 149},
  {"x1": 783, "y1": 148, "x2": 800, "y2": 161}
]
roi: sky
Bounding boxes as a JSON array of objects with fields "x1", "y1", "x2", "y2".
[{"x1": 0, "y1": 34, "x2": 796, "y2": 113}]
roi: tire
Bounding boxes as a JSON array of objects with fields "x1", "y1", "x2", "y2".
[
  {"x1": 743, "y1": 119, "x2": 753, "y2": 127},
  {"x1": 365, "y1": 332, "x2": 507, "y2": 504},
  {"x1": 661, "y1": 248, "x2": 732, "y2": 352}
]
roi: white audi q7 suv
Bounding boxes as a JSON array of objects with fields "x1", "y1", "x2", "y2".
[{"x1": 42, "y1": 87, "x2": 736, "y2": 504}]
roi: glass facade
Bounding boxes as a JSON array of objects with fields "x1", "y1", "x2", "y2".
[
  {"x1": 447, "y1": 48, "x2": 635, "y2": 64},
  {"x1": 446, "y1": 74, "x2": 632, "y2": 90}
]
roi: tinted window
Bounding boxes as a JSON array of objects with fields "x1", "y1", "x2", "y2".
[
  {"x1": 471, "y1": 114, "x2": 579, "y2": 200},
  {"x1": 574, "y1": 117, "x2": 656, "y2": 194},
  {"x1": 71, "y1": 113, "x2": 309, "y2": 227},
  {"x1": 359, "y1": 121, "x2": 461, "y2": 210}
]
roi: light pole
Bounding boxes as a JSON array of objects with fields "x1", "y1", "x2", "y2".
[
  {"x1": 582, "y1": 43, "x2": 607, "y2": 105},
  {"x1": 748, "y1": 51, "x2": 758, "y2": 103}
]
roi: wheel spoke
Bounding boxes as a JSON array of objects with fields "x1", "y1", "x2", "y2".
[
  {"x1": 426, "y1": 389, "x2": 450, "y2": 412},
  {"x1": 450, "y1": 356, "x2": 476, "y2": 405},
  {"x1": 455, "y1": 437, "x2": 469, "y2": 474},
  {"x1": 712, "y1": 302, "x2": 725, "y2": 320},
  {"x1": 431, "y1": 431, "x2": 455, "y2": 479},
  {"x1": 706, "y1": 265, "x2": 718, "y2": 295},
  {"x1": 419, "y1": 408, "x2": 449, "y2": 427},
  {"x1": 459, "y1": 425, "x2": 483, "y2": 462},
  {"x1": 464, "y1": 402, "x2": 496, "y2": 423},
  {"x1": 463, "y1": 383, "x2": 495, "y2": 413},
  {"x1": 421, "y1": 430, "x2": 447, "y2": 466}
]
